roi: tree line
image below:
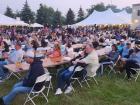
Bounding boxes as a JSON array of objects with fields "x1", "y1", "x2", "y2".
[{"x1": 4, "y1": 1, "x2": 132, "y2": 26}]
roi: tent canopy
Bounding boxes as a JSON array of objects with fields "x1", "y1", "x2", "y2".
[
  {"x1": 0, "y1": 14, "x2": 16, "y2": 26},
  {"x1": 30, "y1": 23, "x2": 44, "y2": 28},
  {"x1": 73, "y1": 9, "x2": 131, "y2": 26},
  {"x1": 0, "y1": 14, "x2": 29, "y2": 26}
]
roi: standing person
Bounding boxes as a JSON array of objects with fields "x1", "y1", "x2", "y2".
[{"x1": 0, "y1": 50, "x2": 45, "y2": 105}]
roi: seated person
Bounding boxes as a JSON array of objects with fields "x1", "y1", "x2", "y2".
[
  {"x1": 121, "y1": 42, "x2": 133, "y2": 58},
  {"x1": 0, "y1": 50, "x2": 45, "y2": 105},
  {"x1": 49, "y1": 41, "x2": 61, "y2": 58},
  {"x1": 0, "y1": 42, "x2": 24, "y2": 80},
  {"x1": 124, "y1": 43, "x2": 140, "y2": 80},
  {"x1": 100, "y1": 44, "x2": 120, "y2": 63},
  {"x1": 99, "y1": 44, "x2": 120, "y2": 74},
  {"x1": 117, "y1": 39, "x2": 125, "y2": 53},
  {"x1": 55, "y1": 42, "x2": 99, "y2": 95}
]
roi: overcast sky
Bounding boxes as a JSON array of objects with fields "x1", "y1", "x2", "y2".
[{"x1": 0, "y1": 0, "x2": 140, "y2": 15}]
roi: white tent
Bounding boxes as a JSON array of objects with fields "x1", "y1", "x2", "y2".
[
  {"x1": 0, "y1": 14, "x2": 16, "y2": 26},
  {"x1": 30, "y1": 23, "x2": 44, "y2": 28},
  {"x1": 115, "y1": 10, "x2": 131, "y2": 24},
  {"x1": 0, "y1": 14, "x2": 29, "y2": 26},
  {"x1": 73, "y1": 9, "x2": 131, "y2": 26},
  {"x1": 12, "y1": 20, "x2": 29, "y2": 26}
]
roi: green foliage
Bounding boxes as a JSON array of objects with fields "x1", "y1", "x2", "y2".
[
  {"x1": 4, "y1": 6, "x2": 15, "y2": 18},
  {"x1": 94, "y1": 3, "x2": 107, "y2": 12},
  {"x1": 15, "y1": 11, "x2": 21, "y2": 17},
  {"x1": 20, "y1": 0, "x2": 35, "y2": 23},
  {"x1": 36, "y1": 4, "x2": 54, "y2": 25},
  {"x1": 77, "y1": 7, "x2": 85, "y2": 22},
  {"x1": 86, "y1": 3, "x2": 131, "y2": 16},
  {"x1": 66, "y1": 8, "x2": 75, "y2": 25},
  {"x1": 53, "y1": 10, "x2": 62, "y2": 26},
  {"x1": 122, "y1": 6, "x2": 132, "y2": 14},
  {"x1": 106, "y1": 4, "x2": 121, "y2": 13}
]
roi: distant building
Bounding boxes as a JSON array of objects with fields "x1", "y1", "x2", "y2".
[{"x1": 132, "y1": 4, "x2": 140, "y2": 29}]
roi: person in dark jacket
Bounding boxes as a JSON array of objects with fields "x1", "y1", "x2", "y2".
[{"x1": 0, "y1": 50, "x2": 45, "y2": 105}]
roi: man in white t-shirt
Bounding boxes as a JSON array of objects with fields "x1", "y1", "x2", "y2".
[
  {"x1": 55, "y1": 42, "x2": 100, "y2": 95},
  {"x1": 73, "y1": 43, "x2": 100, "y2": 77}
]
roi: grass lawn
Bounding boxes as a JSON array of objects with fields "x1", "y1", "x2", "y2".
[{"x1": 0, "y1": 72, "x2": 140, "y2": 105}]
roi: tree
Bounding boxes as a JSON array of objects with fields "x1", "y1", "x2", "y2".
[
  {"x1": 36, "y1": 4, "x2": 55, "y2": 25},
  {"x1": 87, "y1": 5, "x2": 94, "y2": 16},
  {"x1": 106, "y1": 4, "x2": 121, "y2": 13},
  {"x1": 77, "y1": 7, "x2": 85, "y2": 22},
  {"x1": 94, "y1": 3, "x2": 107, "y2": 12},
  {"x1": 15, "y1": 10, "x2": 21, "y2": 17},
  {"x1": 122, "y1": 6, "x2": 132, "y2": 14},
  {"x1": 66, "y1": 8, "x2": 75, "y2": 25},
  {"x1": 53, "y1": 9, "x2": 62, "y2": 26},
  {"x1": 4, "y1": 6, "x2": 15, "y2": 18},
  {"x1": 20, "y1": 0, "x2": 35, "y2": 23}
]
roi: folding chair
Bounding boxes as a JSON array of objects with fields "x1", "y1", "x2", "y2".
[
  {"x1": 24, "y1": 74, "x2": 49, "y2": 105},
  {"x1": 6, "y1": 72, "x2": 21, "y2": 80},
  {"x1": 44, "y1": 68, "x2": 53, "y2": 96},
  {"x1": 72, "y1": 67, "x2": 98, "y2": 87},
  {"x1": 108, "y1": 55, "x2": 121, "y2": 75},
  {"x1": 87, "y1": 73, "x2": 98, "y2": 85},
  {"x1": 124, "y1": 63, "x2": 140, "y2": 82},
  {"x1": 45, "y1": 75, "x2": 53, "y2": 96},
  {"x1": 100, "y1": 55, "x2": 121, "y2": 75},
  {"x1": 71, "y1": 69, "x2": 90, "y2": 88}
]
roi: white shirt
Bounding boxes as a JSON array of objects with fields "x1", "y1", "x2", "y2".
[
  {"x1": 75, "y1": 50, "x2": 100, "y2": 77},
  {"x1": 8, "y1": 49, "x2": 24, "y2": 64}
]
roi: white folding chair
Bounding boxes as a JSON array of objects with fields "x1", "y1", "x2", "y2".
[
  {"x1": 71, "y1": 62, "x2": 100, "y2": 88},
  {"x1": 24, "y1": 74, "x2": 49, "y2": 105},
  {"x1": 44, "y1": 68, "x2": 53, "y2": 96},
  {"x1": 87, "y1": 73, "x2": 98, "y2": 85},
  {"x1": 72, "y1": 74, "x2": 90, "y2": 88},
  {"x1": 45, "y1": 75, "x2": 53, "y2": 96},
  {"x1": 72, "y1": 72, "x2": 99, "y2": 88}
]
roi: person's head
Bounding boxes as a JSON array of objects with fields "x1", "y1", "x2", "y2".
[
  {"x1": 15, "y1": 42, "x2": 21, "y2": 50},
  {"x1": 126, "y1": 43, "x2": 131, "y2": 48},
  {"x1": 24, "y1": 50, "x2": 34, "y2": 64},
  {"x1": 120, "y1": 39, "x2": 124, "y2": 45},
  {"x1": 31, "y1": 40, "x2": 39, "y2": 50},
  {"x1": 92, "y1": 41, "x2": 99, "y2": 49},
  {"x1": 85, "y1": 43, "x2": 93, "y2": 54},
  {"x1": 111, "y1": 44, "x2": 118, "y2": 51},
  {"x1": 54, "y1": 41, "x2": 60, "y2": 51}
]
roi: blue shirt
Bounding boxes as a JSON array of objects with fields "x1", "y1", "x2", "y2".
[
  {"x1": 129, "y1": 51, "x2": 140, "y2": 63},
  {"x1": 122, "y1": 46, "x2": 131, "y2": 57}
]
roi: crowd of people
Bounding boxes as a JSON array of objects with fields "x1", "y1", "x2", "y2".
[{"x1": 0, "y1": 25, "x2": 140, "y2": 105}]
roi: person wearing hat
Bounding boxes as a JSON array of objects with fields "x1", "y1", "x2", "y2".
[
  {"x1": 124, "y1": 42, "x2": 140, "y2": 80},
  {"x1": 0, "y1": 50, "x2": 45, "y2": 105},
  {"x1": 117, "y1": 39, "x2": 125, "y2": 53}
]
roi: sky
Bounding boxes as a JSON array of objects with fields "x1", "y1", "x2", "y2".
[{"x1": 0, "y1": 0, "x2": 140, "y2": 16}]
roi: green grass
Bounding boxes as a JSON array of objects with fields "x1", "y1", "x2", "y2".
[{"x1": 0, "y1": 73, "x2": 140, "y2": 105}]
